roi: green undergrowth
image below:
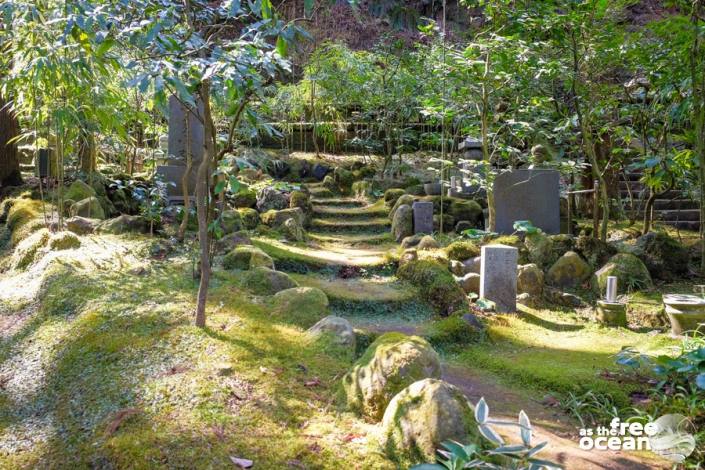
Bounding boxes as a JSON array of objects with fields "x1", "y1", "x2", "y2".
[
  {"x1": 0, "y1": 253, "x2": 391, "y2": 469},
  {"x1": 457, "y1": 305, "x2": 677, "y2": 408}
]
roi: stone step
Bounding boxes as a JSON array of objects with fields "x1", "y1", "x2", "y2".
[
  {"x1": 624, "y1": 199, "x2": 700, "y2": 211},
  {"x1": 310, "y1": 198, "x2": 367, "y2": 208},
  {"x1": 312, "y1": 205, "x2": 388, "y2": 220},
  {"x1": 310, "y1": 217, "x2": 391, "y2": 233},
  {"x1": 308, "y1": 231, "x2": 393, "y2": 245},
  {"x1": 619, "y1": 189, "x2": 687, "y2": 200}
]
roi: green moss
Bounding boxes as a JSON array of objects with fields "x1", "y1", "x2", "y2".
[
  {"x1": 289, "y1": 190, "x2": 309, "y2": 210},
  {"x1": 219, "y1": 209, "x2": 243, "y2": 234},
  {"x1": 48, "y1": 231, "x2": 81, "y2": 251},
  {"x1": 232, "y1": 186, "x2": 257, "y2": 208},
  {"x1": 384, "y1": 188, "x2": 406, "y2": 207},
  {"x1": 425, "y1": 315, "x2": 484, "y2": 351},
  {"x1": 272, "y1": 286, "x2": 329, "y2": 328},
  {"x1": 444, "y1": 240, "x2": 479, "y2": 261},
  {"x1": 487, "y1": 235, "x2": 521, "y2": 247},
  {"x1": 70, "y1": 196, "x2": 106, "y2": 219},
  {"x1": 238, "y1": 208, "x2": 260, "y2": 230},
  {"x1": 223, "y1": 245, "x2": 274, "y2": 270},
  {"x1": 64, "y1": 180, "x2": 96, "y2": 202},
  {"x1": 447, "y1": 199, "x2": 482, "y2": 223},
  {"x1": 592, "y1": 253, "x2": 652, "y2": 294},
  {"x1": 12, "y1": 228, "x2": 50, "y2": 269},
  {"x1": 397, "y1": 260, "x2": 466, "y2": 314},
  {"x1": 6, "y1": 198, "x2": 44, "y2": 245},
  {"x1": 241, "y1": 266, "x2": 298, "y2": 295},
  {"x1": 343, "y1": 332, "x2": 442, "y2": 421}
]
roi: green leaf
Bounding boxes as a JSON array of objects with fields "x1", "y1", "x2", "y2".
[
  {"x1": 475, "y1": 398, "x2": 489, "y2": 424},
  {"x1": 261, "y1": 0, "x2": 272, "y2": 19},
  {"x1": 276, "y1": 35, "x2": 288, "y2": 57},
  {"x1": 304, "y1": 0, "x2": 314, "y2": 17},
  {"x1": 214, "y1": 180, "x2": 226, "y2": 195},
  {"x1": 229, "y1": 176, "x2": 241, "y2": 194},
  {"x1": 696, "y1": 373, "x2": 705, "y2": 390}
]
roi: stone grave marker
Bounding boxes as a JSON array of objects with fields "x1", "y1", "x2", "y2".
[
  {"x1": 480, "y1": 244, "x2": 518, "y2": 313},
  {"x1": 493, "y1": 169, "x2": 560, "y2": 234},
  {"x1": 156, "y1": 95, "x2": 205, "y2": 200},
  {"x1": 412, "y1": 201, "x2": 434, "y2": 234}
]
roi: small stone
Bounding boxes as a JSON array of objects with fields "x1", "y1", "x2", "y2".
[
  {"x1": 546, "y1": 251, "x2": 592, "y2": 288},
  {"x1": 517, "y1": 263, "x2": 544, "y2": 296},
  {"x1": 462, "y1": 256, "x2": 481, "y2": 275},
  {"x1": 417, "y1": 235, "x2": 439, "y2": 250},
  {"x1": 308, "y1": 316, "x2": 355, "y2": 349},
  {"x1": 456, "y1": 272, "x2": 480, "y2": 295}
]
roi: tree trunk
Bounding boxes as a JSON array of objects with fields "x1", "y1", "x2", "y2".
[
  {"x1": 178, "y1": 117, "x2": 193, "y2": 241},
  {"x1": 194, "y1": 82, "x2": 215, "y2": 328},
  {"x1": 0, "y1": 95, "x2": 22, "y2": 187},
  {"x1": 78, "y1": 128, "x2": 97, "y2": 174}
]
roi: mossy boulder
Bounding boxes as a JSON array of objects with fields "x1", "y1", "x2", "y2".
[
  {"x1": 343, "y1": 332, "x2": 442, "y2": 422},
  {"x1": 397, "y1": 260, "x2": 466, "y2": 314},
  {"x1": 433, "y1": 214, "x2": 455, "y2": 233},
  {"x1": 448, "y1": 199, "x2": 483, "y2": 226},
  {"x1": 238, "y1": 208, "x2": 260, "y2": 230},
  {"x1": 215, "y1": 231, "x2": 252, "y2": 253},
  {"x1": 592, "y1": 253, "x2": 652, "y2": 294},
  {"x1": 417, "y1": 235, "x2": 439, "y2": 250},
  {"x1": 392, "y1": 204, "x2": 414, "y2": 242},
  {"x1": 401, "y1": 234, "x2": 424, "y2": 249},
  {"x1": 66, "y1": 216, "x2": 99, "y2": 235},
  {"x1": 282, "y1": 217, "x2": 306, "y2": 242},
  {"x1": 444, "y1": 241, "x2": 480, "y2": 261},
  {"x1": 6, "y1": 198, "x2": 43, "y2": 245},
  {"x1": 399, "y1": 248, "x2": 418, "y2": 267},
  {"x1": 322, "y1": 175, "x2": 337, "y2": 192},
  {"x1": 223, "y1": 246, "x2": 274, "y2": 271},
  {"x1": 289, "y1": 190, "x2": 312, "y2": 215},
  {"x1": 256, "y1": 187, "x2": 288, "y2": 212},
  {"x1": 272, "y1": 286, "x2": 329, "y2": 327},
  {"x1": 524, "y1": 231, "x2": 554, "y2": 268},
  {"x1": 380, "y1": 379, "x2": 479, "y2": 465},
  {"x1": 334, "y1": 167, "x2": 354, "y2": 191},
  {"x1": 98, "y1": 215, "x2": 149, "y2": 234},
  {"x1": 242, "y1": 267, "x2": 298, "y2": 295},
  {"x1": 389, "y1": 194, "x2": 415, "y2": 221},
  {"x1": 633, "y1": 231, "x2": 689, "y2": 280},
  {"x1": 405, "y1": 184, "x2": 425, "y2": 196},
  {"x1": 261, "y1": 207, "x2": 305, "y2": 228},
  {"x1": 12, "y1": 228, "x2": 50, "y2": 270},
  {"x1": 546, "y1": 251, "x2": 592, "y2": 288},
  {"x1": 70, "y1": 197, "x2": 105, "y2": 220},
  {"x1": 308, "y1": 315, "x2": 355, "y2": 349},
  {"x1": 574, "y1": 235, "x2": 617, "y2": 269},
  {"x1": 220, "y1": 209, "x2": 243, "y2": 234},
  {"x1": 232, "y1": 187, "x2": 257, "y2": 208},
  {"x1": 64, "y1": 180, "x2": 95, "y2": 203},
  {"x1": 517, "y1": 263, "x2": 544, "y2": 296},
  {"x1": 384, "y1": 188, "x2": 406, "y2": 207},
  {"x1": 48, "y1": 231, "x2": 81, "y2": 251},
  {"x1": 352, "y1": 180, "x2": 375, "y2": 200}
]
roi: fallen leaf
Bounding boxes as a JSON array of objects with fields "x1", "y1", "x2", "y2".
[
  {"x1": 212, "y1": 425, "x2": 225, "y2": 441},
  {"x1": 304, "y1": 377, "x2": 321, "y2": 387},
  {"x1": 106, "y1": 408, "x2": 140, "y2": 436},
  {"x1": 230, "y1": 456, "x2": 254, "y2": 468},
  {"x1": 308, "y1": 442, "x2": 322, "y2": 453}
]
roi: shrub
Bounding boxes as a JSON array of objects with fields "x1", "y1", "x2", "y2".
[{"x1": 384, "y1": 188, "x2": 406, "y2": 207}]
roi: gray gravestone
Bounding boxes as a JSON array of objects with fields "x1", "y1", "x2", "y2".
[
  {"x1": 493, "y1": 169, "x2": 560, "y2": 234},
  {"x1": 412, "y1": 201, "x2": 434, "y2": 234},
  {"x1": 156, "y1": 95, "x2": 205, "y2": 199},
  {"x1": 480, "y1": 244, "x2": 518, "y2": 313}
]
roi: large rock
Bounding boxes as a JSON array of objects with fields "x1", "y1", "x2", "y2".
[
  {"x1": 215, "y1": 231, "x2": 252, "y2": 253},
  {"x1": 232, "y1": 187, "x2": 257, "y2": 208},
  {"x1": 98, "y1": 214, "x2": 149, "y2": 234},
  {"x1": 282, "y1": 217, "x2": 306, "y2": 242},
  {"x1": 444, "y1": 241, "x2": 480, "y2": 261},
  {"x1": 272, "y1": 287, "x2": 329, "y2": 328},
  {"x1": 223, "y1": 245, "x2": 273, "y2": 270},
  {"x1": 392, "y1": 204, "x2": 414, "y2": 242},
  {"x1": 256, "y1": 187, "x2": 288, "y2": 212},
  {"x1": 384, "y1": 188, "x2": 406, "y2": 207},
  {"x1": 238, "y1": 208, "x2": 260, "y2": 230},
  {"x1": 524, "y1": 231, "x2": 554, "y2": 268},
  {"x1": 397, "y1": 260, "x2": 466, "y2": 314},
  {"x1": 401, "y1": 234, "x2": 424, "y2": 249},
  {"x1": 633, "y1": 231, "x2": 689, "y2": 280},
  {"x1": 389, "y1": 194, "x2": 415, "y2": 221},
  {"x1": 463, "y1": 256, "x2": 481, "y2": 275},
  {"x1": 312, "y1": 163, "x2": 331, "y2": 181},
  {"x1": 64, "y1": 180, "x2": 95, "y2": 202},
  {"x1": 546, "y1": 251, "x2": 591, "y2": 288},
  {"x1": 343, "y1": 332, "x2": 442, "y2": 421},
  {"x1": 456, "y1": 272, "x2": 480, "y2": 294},
  {"x1": 242, "y1": 267, "x2": 298, "y2": 295},
  {"x1": 70, "y1": 197, "x2": 105, "y2": 220},
  {"x1": 66, "y1": 216, "x2": 99, "y2": 235},
  {"x1": 517, "y1": 263, "x2": 544, "y2": 296},
  {"x1": 574, "y1": 235, "x2": 617, "y2": 269},
  {"x1": 448, "y1": 199, "x2": 483, "y2": 226},
  {"x1": 380, "y1": 379, "x2": 479, "y2": 465},
  {"x1": 220, "y1": 209, "x2": 243, "y2": 234},
  {"x1": 592, "y1": 253, "x2": 652, "y2": 295},
  {"x1": 261, "y1": 207, "x2": 305, "y2": 228},
  {"x1": 308, "y1": 315, "x2": 355, "y2": 349}
]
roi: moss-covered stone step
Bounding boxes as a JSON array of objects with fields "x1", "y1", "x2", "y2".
[
  {"x1": 253, "y1": 238, "x2": 392, "y2": 270},
  {"x1": 310, "y1": 197, "x2": 367, "y2": 208},
  {"x1": 310, "y1": 218, "x2": 391, "y2": 233},
  {"x1": 312, "y1": 202, "x2": 388, "y2": 220},
  {"x1": 308, "y1": 232, "x2": 393, "y2": 245}
]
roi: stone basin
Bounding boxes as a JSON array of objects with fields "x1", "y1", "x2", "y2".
[{"x1": 663, "y1": 294, "x2": 705, "y2": 336}]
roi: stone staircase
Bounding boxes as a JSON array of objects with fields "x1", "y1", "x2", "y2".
[
  {"x1": 309, "y1": 197, "x2": 391, "y2": 235},
  {"x1": 619, "y1": 170, "x2": 700, "y2": 231}
]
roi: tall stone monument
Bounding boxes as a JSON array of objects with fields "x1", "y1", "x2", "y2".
[
  {"x1": 412, "y1": 201, "x2": 434, "y2": 234},
  {"x1": 493, "y1": 169, "x2": 560, "y2": 234},
  {"x1": 480, "y1": 244, "x2": 518, "y2": 313},
  {"x1": 156, "y1": 95, "x2": 205, "y2": 201}
]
